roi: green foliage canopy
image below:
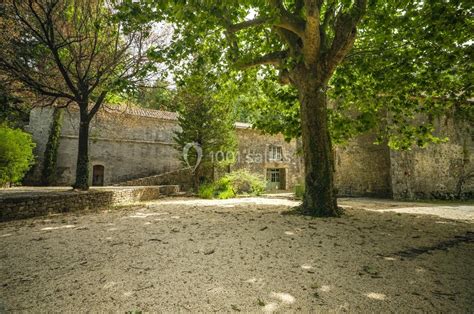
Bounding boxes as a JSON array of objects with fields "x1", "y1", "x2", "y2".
[
  {"x1": 331, "y1": 0, "x2": 473, "y2": 149},
  {"x1": 119, "y1": 0, "x2": 473, "y2": 150}
]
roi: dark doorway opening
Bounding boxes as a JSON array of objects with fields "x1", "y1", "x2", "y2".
[{"x1": 92, "y1": 165, "x2": 105, "y2": 186}]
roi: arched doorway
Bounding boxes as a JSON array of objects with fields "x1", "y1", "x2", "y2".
[{"x1": 92, "y1": 165, "x2": 105, "y2": 186}]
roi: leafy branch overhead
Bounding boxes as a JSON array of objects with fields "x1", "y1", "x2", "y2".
[
  {"x1": 150, "y1": 0, "x2": 472, "y2": 150},
  {"x1": 203, "y1": 0, "x2": 367, "y2": 86}
]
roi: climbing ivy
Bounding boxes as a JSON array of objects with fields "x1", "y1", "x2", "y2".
[{"x1": 41, "y1": 108, "x2": 63, "y2": 185}]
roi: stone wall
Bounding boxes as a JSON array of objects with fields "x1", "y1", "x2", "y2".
[
  {"x1": 390, "y1": 116, "x2": 474, "y2": 200},
  {"x1": 0, "y1": 186, "x2": 179, "y2": 222},
  {"x1": 119, "y1": 127, "x2": 305, "y2": 191},
  {"x1": 26, "y1": 108, "x2": 306, "y2": 191},
  {"x1": 24, "y1": 107, "x2": 473, "y2": 199},
  {"x1": 334, "y1": 134, "x2": 392, "y2": 198}
]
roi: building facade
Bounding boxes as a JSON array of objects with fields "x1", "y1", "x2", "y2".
[{"x1": 25, "y1": 106, "x2": 473, "y2": 200}]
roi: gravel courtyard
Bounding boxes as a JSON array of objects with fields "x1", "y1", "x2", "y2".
[{"x1": 1, "y1": 197, "x2": 473, "y2": 312}]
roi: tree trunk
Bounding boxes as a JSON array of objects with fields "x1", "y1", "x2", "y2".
[
  {"x1": 193, "y1": 163, "x2": 201, "y2": 192},
  {"x1": 297, "y1": 77, "x2": 338, "y2": 216},
  {"x1": 73, "y1": 106, "x2": 90, "y2": 190}
]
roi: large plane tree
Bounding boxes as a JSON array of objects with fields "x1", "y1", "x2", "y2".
[
  {"x1": 110, "y1": 0, "x2": 472, "y2": 214},
  {"x1": 122, "y1": 0, "x2": 369, "y2": 216}
]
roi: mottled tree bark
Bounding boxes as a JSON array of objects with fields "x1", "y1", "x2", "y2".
[{"x1": 295, "y1": 70, "x2": 338, "y2": 216}]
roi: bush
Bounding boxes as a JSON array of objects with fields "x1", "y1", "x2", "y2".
[
  {"x1": 217, "y1": 188, "x2": 236, "y2": 199},
  {"x1": 294, "y1": 183, "x2": 305, "y2": 200},
  {"x1": 0, "y1": 124, "x2": 36, "y2": 186},
  {"x1": 198, "y1": 184, "x2": 214, "y2": 199},
  {"x1": 197, "y1": 170, "x2": 266, "y2": 199},
  {"x1": 224, "y1": 170, "x2": 266, "y2": 196}
]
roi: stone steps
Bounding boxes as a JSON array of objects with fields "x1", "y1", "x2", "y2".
[{"x1": 116, "y1": 168, "x2": 193, "y2": 190}]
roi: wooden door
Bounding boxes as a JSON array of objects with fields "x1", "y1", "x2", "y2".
[{"x1": 92, "y1": 165, "x2": 104, "y2": 186}]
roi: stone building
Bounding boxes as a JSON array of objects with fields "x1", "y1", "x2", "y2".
[
  {"x1": 25, "y1": 106, "x2": 473, "y2": 200},
  {"x1": 25, "y1": 106, "x2": 304, "y2": 190},
  {"x1": 231, "y1": 122, "x2": 303, "y2": 191},
  {"x1": 26, "y1": 106, "x2": 182, "y2": 186}
]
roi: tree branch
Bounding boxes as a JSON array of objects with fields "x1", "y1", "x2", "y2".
[
  {"x1": 275, "y1": 28, "x2": 301, "y2": 54},
  {"x1": 21, "y1": 0, "x2": 80, "y2": 97},
  {"x1": 227, "y1": 17, "x2": 269, "y2": 33},
  {"x1": 270, "y1": 0, "x2": 305, "y2": 37},
  {"x1": 301, "y1": 0, "x2": 321, "y2": 66},
  {"x1": 87, "y1": 90, "x2": 107, "y2": 121},
  {"x1": 324, "y1": 0, "x2": 367, "y2": 77},
  {"x1": 320, "y1": 0, "x2": 337, "y2": 50},
  {"x1": 235, "y1": 51, "x2": 288, "y2": 69}
]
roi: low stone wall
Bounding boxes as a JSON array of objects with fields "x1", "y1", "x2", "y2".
[
  {"x1": 118, "y1": 168, "x2": 194, "y2": 191},
  {"x1": 0, "y1": 185, "x2": 179, "y2": 222}
]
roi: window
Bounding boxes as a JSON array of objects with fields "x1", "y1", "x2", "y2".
[
  {"x1": 268, "y1": 145, "x2": 283, "y2": 161},
  {"x1": 267, "y1": 168, "x2": 280, "y2": 183}
]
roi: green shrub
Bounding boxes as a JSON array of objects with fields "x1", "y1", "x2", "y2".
[
  {"x1": 217, "y1": 188, "x2": 236, "y2": 199},
  {"x1": 294, "y1": 183, "x2": 305, "y2": 200},
  {"x1": 197, "y1": 170, "x2": 265, "y2": 199},
  {"x1": 213, "y1": 176, "x2": 235, "y2": 199},
  {"x1": 224, "y1": 169, "x2": 266, "y2": 196},
  {"x1": 198, "y1": 183, "x2": 214, "y2": 199},
  {"x1": 0, "y1": 124, "x2": 36, "y2": 186}
]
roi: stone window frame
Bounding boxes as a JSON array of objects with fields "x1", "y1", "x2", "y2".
[{"x1": 268, "y1": 145, "x2": 284, "y2": 161}]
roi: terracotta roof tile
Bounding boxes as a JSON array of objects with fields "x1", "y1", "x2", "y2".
[
  {"x1": 102, "y1": 105, "x2": 178, "y2": 121},
  {"x1": 73, "y1": 104, "x2": 252, "y2": 126}
]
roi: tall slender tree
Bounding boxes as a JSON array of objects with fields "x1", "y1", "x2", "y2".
[
  {"x1": 0, "y1": 0, "x2": 156, "y2": 189},
  {"x1": 173, "y1": 66, "x2": 237, "y2": 190}
]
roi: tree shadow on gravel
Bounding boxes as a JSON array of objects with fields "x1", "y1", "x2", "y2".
[
  {"x1": 280, "y1": 205, "x2": 345, "y2": 218},
  {"x1": 394, "y1": 231, "x2": 474, "y2": 259}
]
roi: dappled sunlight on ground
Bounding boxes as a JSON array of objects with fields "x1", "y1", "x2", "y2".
[
  {"x1": 147, "y1": 196, "x2": 474, "y2": 221},
  {"x1": 152, "y1": 196, "x2": 300, "y2": 207},
  {"x1": 40, "y1": 225, "x2": 75, "y2": 231},
  {"x1": 0, "y1": 196, "x2": 472, "y2": 312},
  {"x1": 365, "y1": 292, "x2": 387, "y2": 300}
]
